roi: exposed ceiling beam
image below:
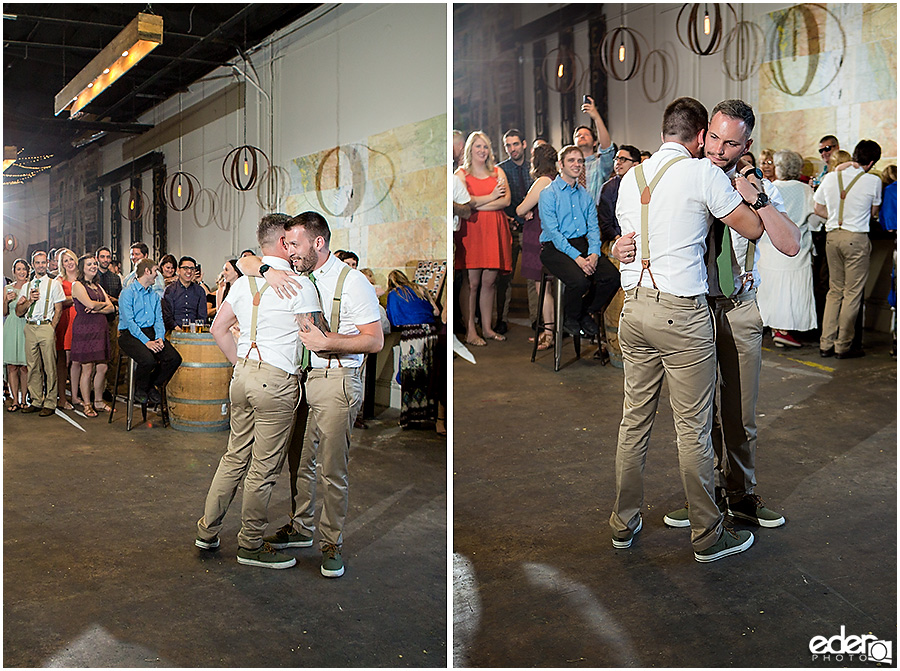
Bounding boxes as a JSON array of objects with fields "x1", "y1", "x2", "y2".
[
  {"x1": 3, "y1": 40, "x2": 227, "y2": 66},
  {"x1": 44, "y1": 119, "x2": 153, "y2": 134},
  {"x1": 5, "y1": 12, "x2": 206, "y2": 42},
  {"x1": 94, "y1": 3, "x2": 258, "y2": 120}
]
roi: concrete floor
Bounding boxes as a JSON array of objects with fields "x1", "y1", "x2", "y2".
[
  {"x1": 4, "y1": 402, "x2": 446, "y2": 667},
  {"x1": 453, "y1": 319, "x2": 897, "y2": 667}
]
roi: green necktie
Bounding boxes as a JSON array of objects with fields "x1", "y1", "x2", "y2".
[
  {"x1": 717, "y1": 225, "x2": 735, "y2": 297},
  {"x1": 299, "y1": 272, "x2": 317, "y2": 371},
  {"x1": 27, "y1": 279, "x2": 40, "y2": 319}
]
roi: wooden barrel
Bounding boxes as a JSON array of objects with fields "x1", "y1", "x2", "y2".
[{"x1": 167, "y1": 331, "x2": 232, "y2": 432}]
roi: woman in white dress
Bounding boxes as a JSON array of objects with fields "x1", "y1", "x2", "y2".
[{"x1": 757, "y1": 150, "x2": 817, "y2": 346}]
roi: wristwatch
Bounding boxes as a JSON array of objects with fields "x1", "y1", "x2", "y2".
[
  {"x1": 741, "y1": 166, "x2": 763, "y2": 180},
  {"x1": 259, "y1": 263, "x2": 271, "y2": 275},
  {"x1": 747, "y1": 191, "x2": 769, "y2": 210}
]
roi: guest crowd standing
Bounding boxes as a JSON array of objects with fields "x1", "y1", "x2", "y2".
[
  {"x1": 70, "y1": 254, "x2": 115, "y2": 416},
  {"x1": 4, "y1": 258, "x2": 30, "y2": 410}
]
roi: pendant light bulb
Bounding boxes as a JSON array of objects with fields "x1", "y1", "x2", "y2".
[
  {"x1": 618, "y1": 42, "x2": 626, "y2": 62},
  {"x1": 243, "y1": 157, "x2": 249, "y2": 176},
  {"x1": 177, "y1": 181, "x2": 182, "y2": 198},
  {"x1": 557, "y1": 63, "x2": 564, "y2": 78},
  {"x1": 703, "y1": 12, "x2": 711, "y2": 35}
]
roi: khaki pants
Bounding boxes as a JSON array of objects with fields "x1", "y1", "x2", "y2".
[
  {"x1": 709, "y1": 293, "x2": 762, "y2": 501},
  {"x1": 610, "y1": 288, "x2": 722, "y2": 551},
  {"x1": 24, "y1": 322, "x2": 57, "y2": 409},
  {"x1": 288, "y1": 367, "x2": 363, "y2": 549},
  {"x1": 197, "y1": 360, "x2": 300, "y2": 549},
  {"x1": 821, "y1": 229, "x2": 871, "y2": 353}
]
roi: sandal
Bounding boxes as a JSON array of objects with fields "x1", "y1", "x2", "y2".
[
  {"x1": 536, "y1": 331, "x2": 554, "y2": 351},
  {"x1": 6, "y1": 403, "x2": 19, "y2": 412},
  {"x1": 60, "y1": 402, "x2": 75, "y2": 411},
  {"x1": 466, "y1": 335, "x2": 487, "y2": 347},
  {"x1": 435, "y1": 418, "x2": 447, "y2": 436},
  {"x1": 485, "y1": 332, "x2": 507, "y2": 342},
  {"x1": 94, "y1": 402, "x2": 114, "y2": 413},
  {"x1": 82, "y1": 404, "x2": 98, "y2": 418}
]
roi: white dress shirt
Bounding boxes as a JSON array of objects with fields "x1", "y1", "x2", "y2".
[
  {"x1": 225, "y1": 256, "x2": 320, "y2": 375},
  {"x1": 18, "y1": 275, "x2": 65, "y2": 323},
  {"x1": 813, "y1": 166, "x2": 882, "y2": 233},
  {"x1": 616, "y1": 142, "x2": 744, "y2": 297},
  {"x1": 307, "y1": 253, "x2": 381, "y2": 369}
]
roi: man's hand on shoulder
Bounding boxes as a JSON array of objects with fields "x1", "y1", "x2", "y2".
[{"x1": 264, "y1": 268, "x2": 303, "y2": 299}]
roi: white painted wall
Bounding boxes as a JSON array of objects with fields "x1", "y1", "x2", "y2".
[
  {"x1": 3, "y1": 173, "x2": 50, "y2": 275},
  {"x1": 96, "y1": 3, "x2": 446, "y2": 277}
]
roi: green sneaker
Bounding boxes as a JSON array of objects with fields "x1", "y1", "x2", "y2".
[
  {"x1": 663, "y1": 504, "x2": 691, "y2": 528},
  {"x1": 195, "y1": 535, "x2": 220, "y2": 550},
  {"x1": 321, "y1": 542, "x2": 344, "y2": 578},
  {"x1": 694, "y1": 527, "x2": 754, "y2": 563},
  {"x1": 263, "y1": 523, "x2": 314, "y2": 549},
  {"x1": 728, "y1": 494, "x2": 785, "y2": 528},
  {"x1": 611, "y1": 515, "x2": 642, "y2": 549},
  {"x1": 236, "y1": 542, "x2": 296, "y2": 569}
]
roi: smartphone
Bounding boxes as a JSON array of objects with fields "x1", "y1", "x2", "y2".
[{"x1": 583, "y1": 95, "x2": 591, "y2": 104}]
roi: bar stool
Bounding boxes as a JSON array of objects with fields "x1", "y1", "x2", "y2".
[
  {"x1": 531, "y1": 268, "x2": 580, "y2": 371},
  {"x1": 108, "y1": 352, "x2": 170, "y2": 431}
]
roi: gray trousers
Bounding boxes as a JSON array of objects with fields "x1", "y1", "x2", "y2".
[
  {"x1": 610, "y1": 288, "x2": 722, "y2": 551},
  {"x1": 288, "y1": 366, "x2": 363, "y2": 549},
  {"x1": 709, "y1": 293, "x2": 762, "y2": 501}
]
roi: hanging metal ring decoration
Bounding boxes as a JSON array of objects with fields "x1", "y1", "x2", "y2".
[
  {"x1": 119, "y1": 187, "x2": 150, "y2": 222},
  {"x1": 766, "y1": 4, "x2": 845, "y2": 97},
  {"x1": 676, "y1": 3, "x2": 735, "y2": 56},
  {"x1": 541, "y1": 46, "x2": 585, "y2": 94},
  {"x1": 191, "y1": 188, "x2": 218, "y2": 229},
  {"x1": 642, "y1": 48, "x2": 677, "y2": 103},
  {"x1": 722, "y1": 20, "x2": 765, "y2": 82},
  {"x1": 599, "y1": 26, "x2": 644, "y2": 82},
  {"x1": 164, "y1": 171, "x2": 200, "y2": 212},
  {"x1": 256, "y1": 165, "x2": 292, "y2": 210},
  {"x1": 222, "y1": 145, "x2": 270, "y2": 191},
  {"x1": 4, "y1": 234, "x2": 18, "y2": 252}
]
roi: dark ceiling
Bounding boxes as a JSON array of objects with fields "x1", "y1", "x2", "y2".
[{"x1": 3, "y1": 3, "x2": 321, "y2": 173}]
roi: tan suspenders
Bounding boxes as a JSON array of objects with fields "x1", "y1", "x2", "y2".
[
  {"x1": 245, "y1": 276, "x2": 270, "y2": 362},
  {"x1": 837, "y1": 170, "x2": 865, "y2": 228},
  {"x1": 633, "y1": 156, "x2": 688, "y2": 289}
]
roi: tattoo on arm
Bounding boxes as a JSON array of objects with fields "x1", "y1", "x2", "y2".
[{"x1": 296, "y1": 311, "x2": 329, "y2": 333}]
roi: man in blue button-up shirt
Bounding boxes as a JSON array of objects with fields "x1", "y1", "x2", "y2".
[
  {"x1": 539, "y1": 145, "x2": 619, "y2": 336},
  {"x1": 118, "y1": 258, "x2": 182, "y2": 404},
  {"x1": 162, "y1": 256, "x2": 208, "y2": 331}
]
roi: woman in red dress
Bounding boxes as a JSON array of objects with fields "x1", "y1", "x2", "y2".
[
  {"x1": 454, "y1": 131, "x2": 512, "y2": 346},
  {"x1": 54, "y1": 248, "x2": 80, "y2": 409}
]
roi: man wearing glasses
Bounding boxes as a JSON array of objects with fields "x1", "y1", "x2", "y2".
[
  {"x1": 815, "y1": 135, "x2": 840, "y2": 186},
  {"x1": 162, "y1": 256, "x2": 209, "y2": 332}
]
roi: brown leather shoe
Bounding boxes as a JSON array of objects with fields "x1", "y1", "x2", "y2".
[
  {"x1": 39, "y1": 407, "x2": 54, "y2": 417},
  {"x1": 20, "y1": 405, "x2": 41, "y2": 414}
]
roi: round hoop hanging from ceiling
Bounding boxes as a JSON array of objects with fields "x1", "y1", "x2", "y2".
[
  {"x1": 256, "y1": 165, "x2": 292, "y2": 210},
  {"x1": 641, "y1": 48, "x2": 677, "y2": 103},
  {"x1": 222, "y1": 145, "x2": 270, "y2": 191},
  {"x1": 4, "y1": 234, "x2": 18, "y2": 252},
  {"x1": 119, "y1": 187, "x2": 151, "y2": 222},
  {"x1": 191, "y1": 188, "x2": 218, "y2": 229},
  {"x1": 542, "y1": 46, "x2": 585, "y2": 94},
  {"x1": 722, "y1": 20, "x2": 765, "y2": 82},
  {"x1": 766, "y1": 4, "x2": 845, "y2": 97},
  {"x1": 164, "y1": 171, "x2": 201, "y2": 212},
  {"x1": 676, "y1": 3, "x2": 735, "y2": 56},
  {"x1": 599, "y1": 26, "x2": 644, "y2": 82}
]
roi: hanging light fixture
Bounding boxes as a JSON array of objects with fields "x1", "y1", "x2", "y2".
[
  {"x1": 676, "y1": 3, "x2": 735, "y2": 56},
  {"x1": 599, "y1": 26, "x2": 644, "y2": 82},
  {"x1": 54, "y1": 12, "x2": 163, "y2": 117}
]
